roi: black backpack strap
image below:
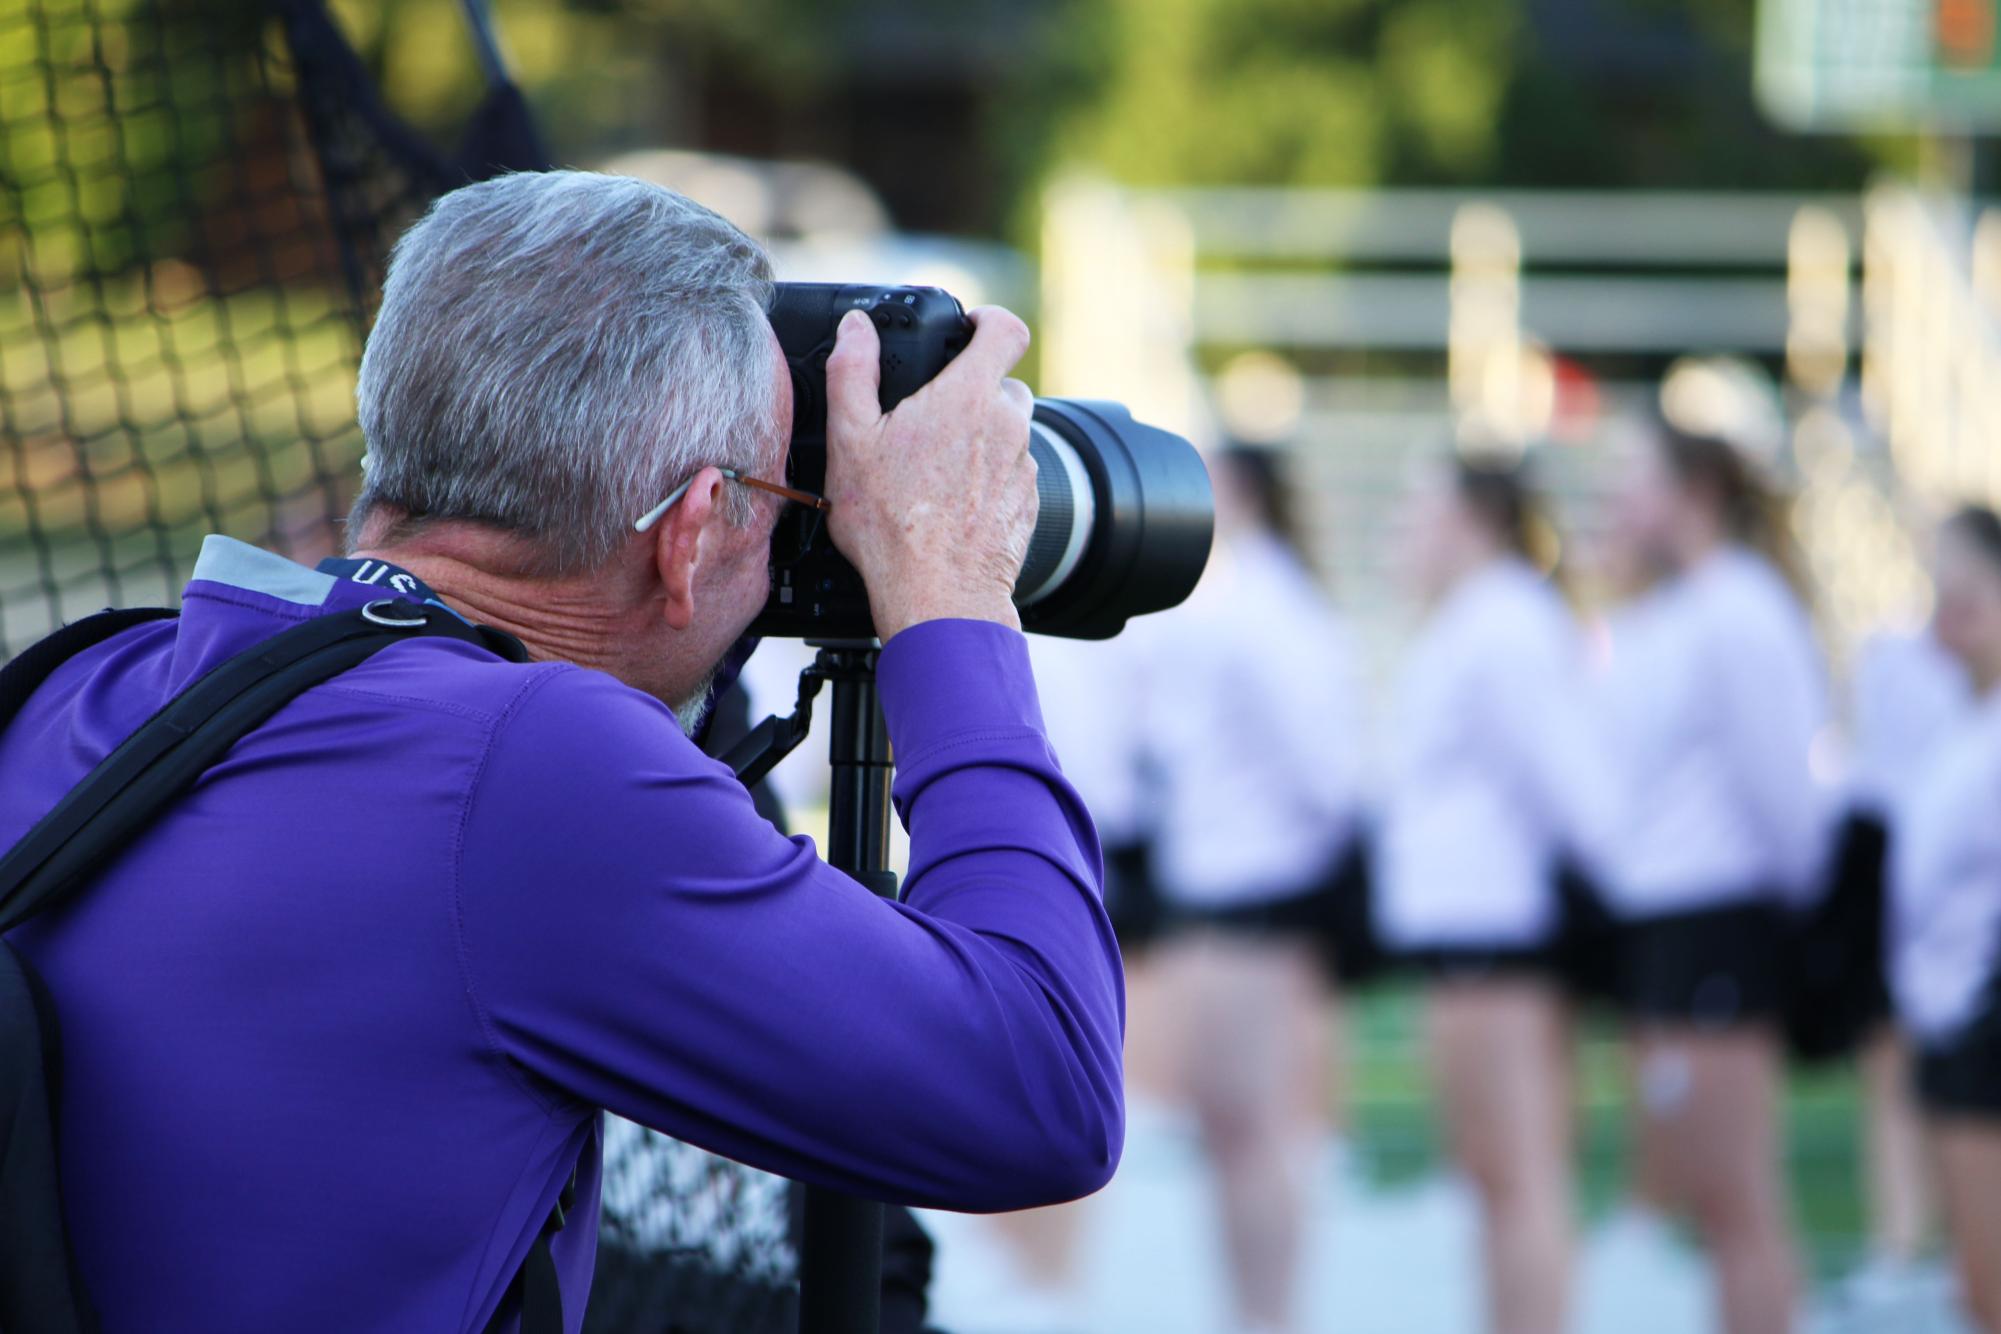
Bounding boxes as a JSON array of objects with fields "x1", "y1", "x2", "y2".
[
  {"x1": 0, "y1": 942, "x2": 96, "y2": 1333},
  {"x1": 0, "y1": 600, "x2": 515, "y2": 935},
  {"x1": 486, "y1": 1167, "x2": 578, "y2": 1334},
  {"x1": 0, "y1": 598, "x2": 569, "y2": 1331},
  {"x1": 0, "y1": 610, "x2": 179, "y2": 732}
]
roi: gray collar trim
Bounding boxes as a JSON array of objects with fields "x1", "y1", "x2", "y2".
[{"x1": 190, "y1": 535, "x2": 337, "y2": 607}]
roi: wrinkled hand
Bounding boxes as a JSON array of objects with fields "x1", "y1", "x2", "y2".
[{"x1": 823, "y1": 305, "x2": 1039, "y2": 640}]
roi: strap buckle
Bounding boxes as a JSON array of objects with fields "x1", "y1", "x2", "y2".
[{"x1": 360, "y1": 599, "x2": 429, "y2": 630}]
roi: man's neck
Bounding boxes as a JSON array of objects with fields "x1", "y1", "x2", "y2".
[{"x1": 347, "y1": 544, "x2": 644, "y2": 681}]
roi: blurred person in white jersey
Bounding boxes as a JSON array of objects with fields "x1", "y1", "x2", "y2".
[
  {"x1": 1593, "y1": 424, "x2": 1825, "y2": 1334},
  {"x1": 1133, "y1": 443, "x2": 1364, "y2": 1334},
  {"x1": 1821, "y1": 610, "x2": 1972, "y2": 1305},
  {"x1": 1890, "y1": 505, "x2": 2001, "y2": 1334},
  {"x1": 1378, "y1": 456, "x2": 1613, "y2": 1334}
]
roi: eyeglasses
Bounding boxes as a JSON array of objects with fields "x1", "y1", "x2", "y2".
[{"x1": 633, "y1": 467, "x2": 828, "y2": 534}]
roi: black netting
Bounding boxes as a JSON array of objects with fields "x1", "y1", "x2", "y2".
[
  {"x1": 0, "y1": 0, "x2": 536, "y2": 655},
  {"x1": 0, "y1": 3, "x2": 816, "y2": 1328},
  {"x1": 590, "y1": 1114, "x2": 940, "y2": 1333},
  {"x1": 588, "y1": 1118, "x2": 801, "y2": 1334}
]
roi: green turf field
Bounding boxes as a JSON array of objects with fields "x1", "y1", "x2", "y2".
[{"x1": 1347, "y1": 985, "x2": 1878, "y2": 1280}]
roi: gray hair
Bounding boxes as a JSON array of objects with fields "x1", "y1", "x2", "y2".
[{"x1": 352, "y1": 170, "x2": 776, "y2": 572}]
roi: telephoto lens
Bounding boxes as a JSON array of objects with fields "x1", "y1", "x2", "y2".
[{"x1": 759, "y1": 283, "x2": 1213, "y2": 640}]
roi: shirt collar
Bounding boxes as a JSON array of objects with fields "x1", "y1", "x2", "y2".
[
  {"x1": 188, "y1": 537, "x2": 445, "y2": 609},
  {"x1": 314, "y1": 555, "x2": 444, "y2": 605},
  {"x1": 173, "y1": 536, "x2": 503, "y2": 693},
  {"x1": 188, "y1": 534, "x2": 342, "y2": 607}
]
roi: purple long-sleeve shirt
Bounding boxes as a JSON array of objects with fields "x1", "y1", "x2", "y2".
[{"x1": 0, "y1": 536, "x2": 1125, "y2": 1332}]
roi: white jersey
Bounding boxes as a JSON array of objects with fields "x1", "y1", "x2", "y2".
[
  {"x1": 1377, "y1": 559, "x2": 1615, "y2": 949},
  {"x1": 1891, "y1": 690, "x2": 2001, "y2": 1040},
  {"x1": 1134, "y1": 530, "x2": 1362, "y2": 910},
  {"x1": 1593, "y1": 547, "x2": 1829, "y2": 917},
  {"x1": 1844, "y1": 630, "x2": 1972, "y2": 819},
  {"x1": 1025, "y1": 632, "x2": 1147, "y2": 846}
]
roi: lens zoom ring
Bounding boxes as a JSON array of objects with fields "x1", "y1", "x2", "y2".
[{"x1": 1018, "y1": 429, "x2": 1076, "y2": 599}]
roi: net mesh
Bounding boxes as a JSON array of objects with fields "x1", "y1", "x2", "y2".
[
  {"x1": 589, "y1": 1119, "x2": 801, "y2": 1334},
  {"x1": 5, "y1": 0, "x2": 397, "y2": 651},
  {"x1": 0, "y1": 2, "x2": 805, "y2": 1327}
]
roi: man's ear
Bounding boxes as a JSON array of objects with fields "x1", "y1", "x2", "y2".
[{"x1": 652, "y1": 467, "x2": 726, "y2": 631}]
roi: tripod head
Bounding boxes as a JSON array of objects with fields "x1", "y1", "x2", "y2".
[
  {"x1": 720, "y1": 658, "x2": 827, "y2": 789},
  {"x1": 721, "y1": 644, "x2": 878, "y2": 793}
]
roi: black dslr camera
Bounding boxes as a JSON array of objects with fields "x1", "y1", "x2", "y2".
[{"x1": 757, "y1": 283, "x2": 1212, "y2": 641}]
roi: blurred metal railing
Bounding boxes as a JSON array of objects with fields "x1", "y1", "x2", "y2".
[
  {"x1": 1043, "y1": 182, "x2": 1861, "y2": 423},
  {"x1": 1038, "y1": 179, "x2": 2001, "y2": 666},
  {"x1": 1784, "y1": 184, "x2": 2001, "y2": 655},
  {"x1": 1862, "y1": 186, "x2": 2001, "y2": 510},
  {"x1": 1038, "y1": 180, "x2": 1889, "y2": 694}
]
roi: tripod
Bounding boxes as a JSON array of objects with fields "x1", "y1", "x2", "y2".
[{"x1": 723, "y1": 643, "x2": 895, "y2": 1334}]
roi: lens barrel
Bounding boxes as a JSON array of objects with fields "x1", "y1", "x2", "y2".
[{"x1": 1013, "y1": 399, "x2": 1214, "y2": 640}]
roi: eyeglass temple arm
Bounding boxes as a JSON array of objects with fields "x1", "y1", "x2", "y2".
[
  {"x1": 739, "y1": 474, "x2": 831, "y2": 511},
  {"x1": 632, "y1": 477, "x2": 695, "y2": 533},
  {"x1": 635, "y1": 469, "x2": 828, "y2": 534}
]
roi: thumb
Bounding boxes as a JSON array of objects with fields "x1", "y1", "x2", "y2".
[{"x1": 824, "y1": 309, "x2": 883, "y2": 438}]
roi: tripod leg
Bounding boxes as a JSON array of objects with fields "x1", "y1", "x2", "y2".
[{"x1": 797, "y1": 646, "x2": 895, "y2": 1333}]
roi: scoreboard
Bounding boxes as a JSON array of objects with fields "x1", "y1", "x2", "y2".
[{"x1": 1758, "y1": 0, "x2": 2001, "y2": 129}]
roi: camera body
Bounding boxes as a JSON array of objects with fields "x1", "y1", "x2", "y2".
[
  {"x1": 758, "y1": 282, "x2": 1213, "y2": 642},
  {"x1": 758, "y1": 285, "x2": 970, "y2": 640}
]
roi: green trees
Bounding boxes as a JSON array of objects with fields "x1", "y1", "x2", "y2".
[
  {"x1": 1021, "y1": 0, "x2": 1883, "y2": 194},
  {"x1": 1040, "y1": 0, "x2": 1516, "y2": 187},
  {"x1": 8, "y1": 0, "x2": 1885, "y2": 258}
]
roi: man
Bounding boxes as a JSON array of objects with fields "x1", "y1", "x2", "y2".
[{"x1": 0, "y1": 171, "x2": 1124, "y2": 1331}]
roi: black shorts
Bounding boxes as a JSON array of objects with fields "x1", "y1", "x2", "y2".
[
  {"x1": 1103, "y1": 840, "x2": 1165, "y2": 955},
  {"x1": 1916, "y1": 989, "x2": 2001, "y2": 1120},
  {"x1": 1616, "y1": 900, "x2": 1788, "y2": 1029},
  {"x1": 1164, "y1": 836, "x2": 1379, "y2": 987},
  {"x1": 1784, "y1": 812, "x2": 1893, "y2": 1062}
]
